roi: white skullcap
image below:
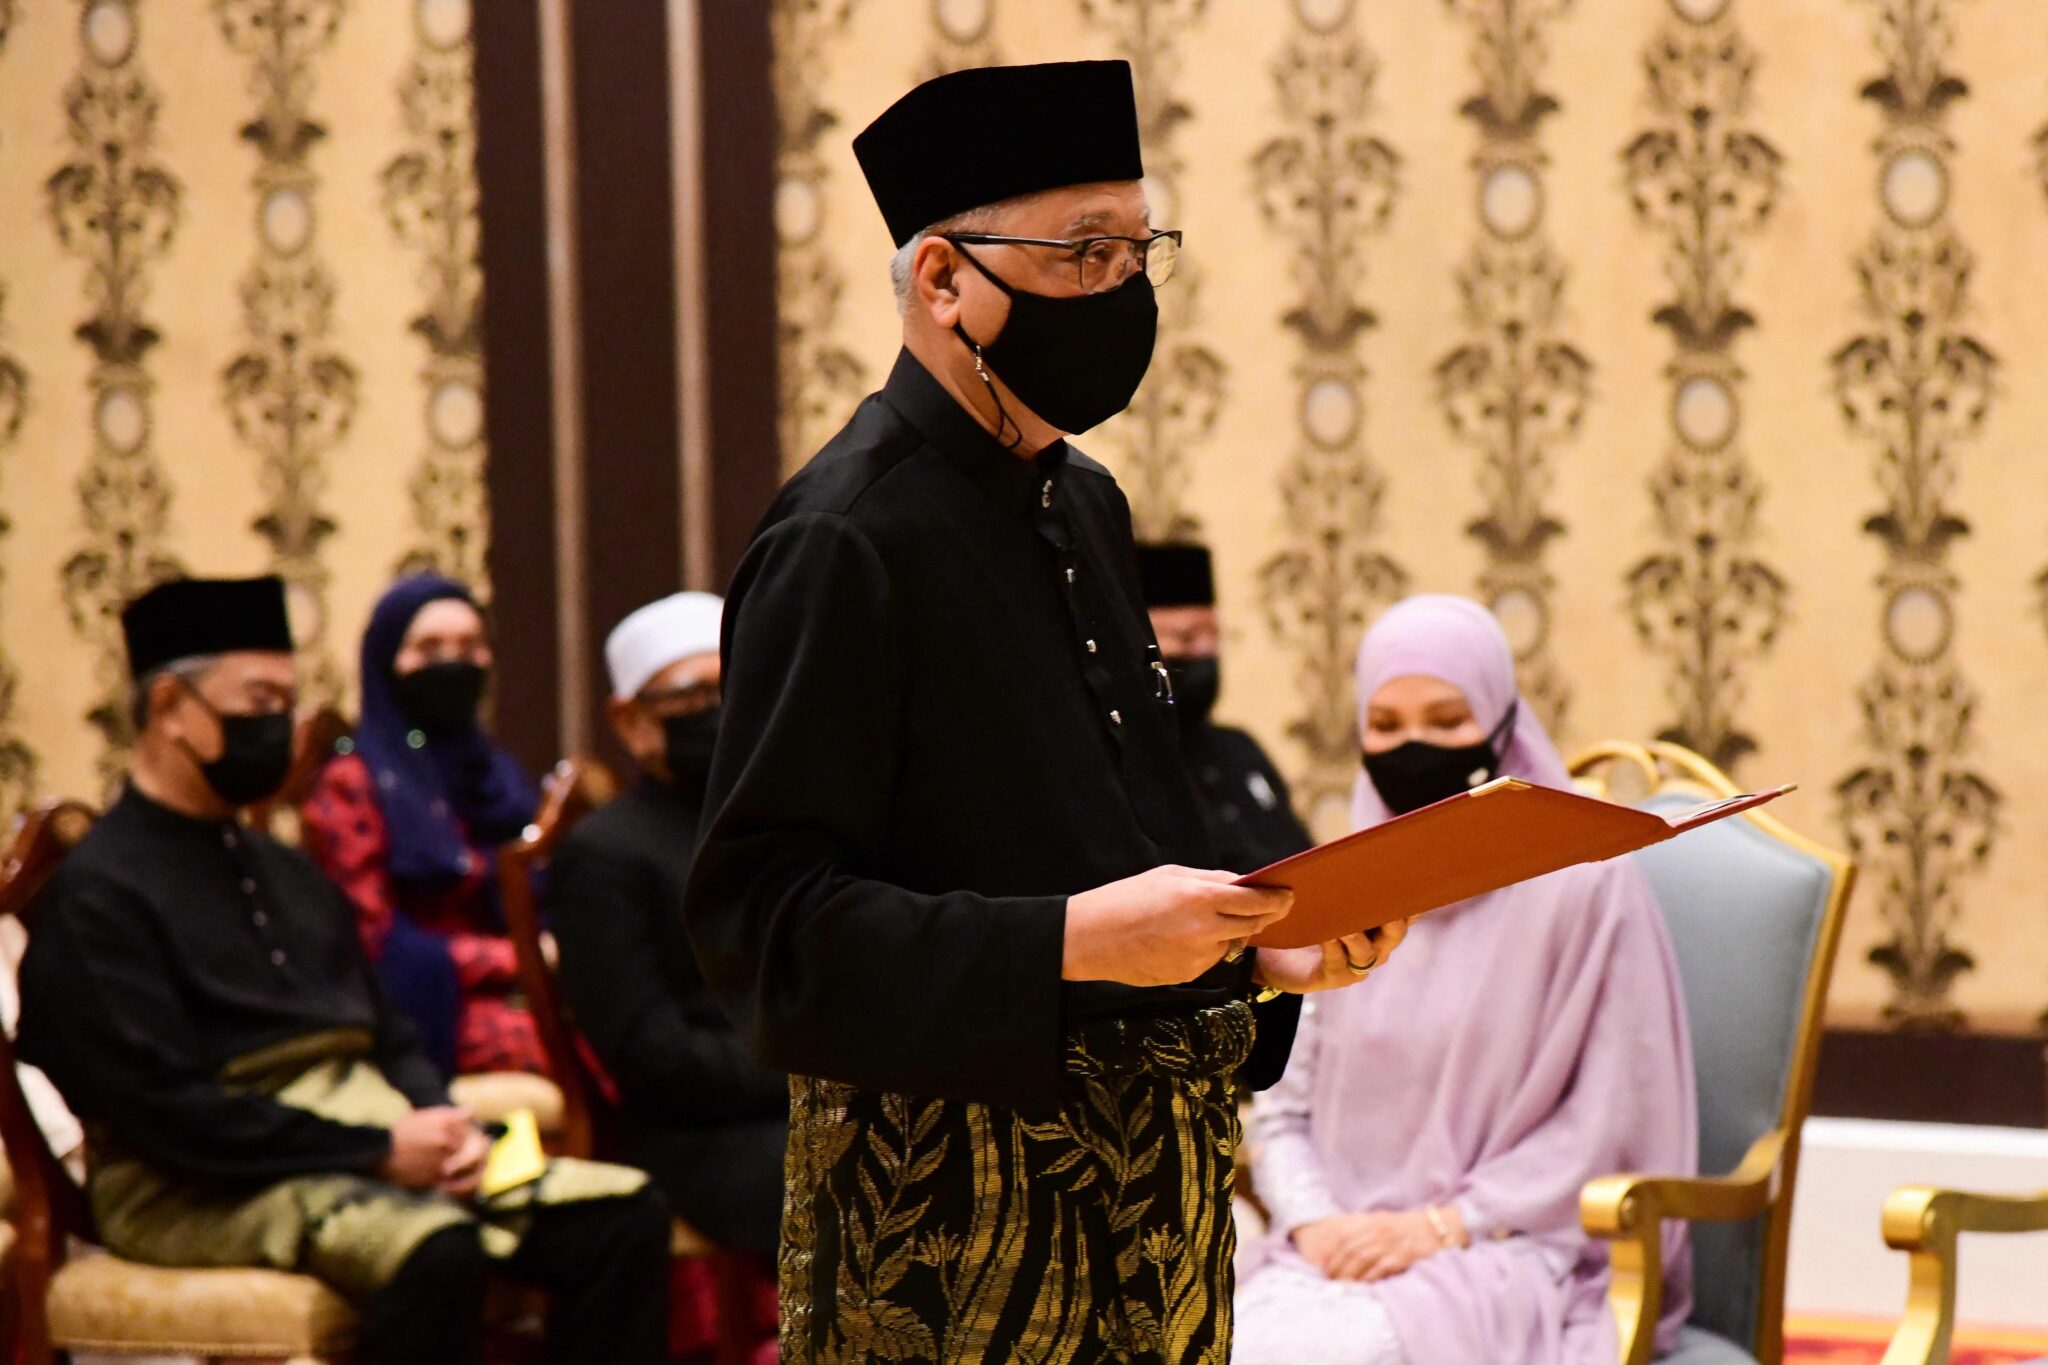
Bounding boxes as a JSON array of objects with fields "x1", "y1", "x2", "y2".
[{"x1": 605, "y1": 591, "x2": 724, "y2": 700}]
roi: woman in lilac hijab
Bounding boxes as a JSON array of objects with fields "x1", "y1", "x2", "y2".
[{"x1": 1234, "y1": 595, "x2": 1697, "y2": 1365}]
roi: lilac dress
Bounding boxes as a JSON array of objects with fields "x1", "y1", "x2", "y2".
[{"x1": 1235, "y1": 596, "x2": 1697, "y2": 1365}]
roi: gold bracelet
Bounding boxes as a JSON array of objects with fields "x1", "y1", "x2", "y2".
[{"x1": 1423, "y1": 1205, "x2": 1458, "y2": 1249}]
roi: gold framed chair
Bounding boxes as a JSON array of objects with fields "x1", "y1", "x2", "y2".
[
  {"x1": 1571, "y1": 741, "x2": 1856, "y2": 1365},
  {"x1": 1876, "y1": 1183, "x2": 2048, "y2": 1365},
  {"x1": 0, "y1": 801, "x2": 361, "y2": 1365}
]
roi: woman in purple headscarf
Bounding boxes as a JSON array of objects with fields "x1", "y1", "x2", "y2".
[
  {"x1": 1234, "y1": 594, "x2": 1696, "y2": 1365},
  {"x1": 301, "y1": 575, "x2": 545, "y2": 1078}
]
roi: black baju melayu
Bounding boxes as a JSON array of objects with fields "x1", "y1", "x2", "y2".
[
  {"x1": 686, "y1": 351, "x2": 1299, "y2": 1363},
  {"x1": 1180, "y1": 721, "x2": 1312, "y2": 879},
  {"x1": 1178, "y1": 720, "x2": 1315, "y2": 1088},
  {"x1": 17, "y1": 786, "x2": 669, "y2": 1365},
  {"x1": 547, "y1": 772, "x2": 787, "y2": 1255}
]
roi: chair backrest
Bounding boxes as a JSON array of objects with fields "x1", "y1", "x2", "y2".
[
  {"x1": 0, "y1": 801, "x2": 103, "y2": 1361},
  {"x1": 496, "y1": 757, "x2": 618, "y2": 1159},
  {"x1": 1571, "y1": 742, "x2": 1853, "y2": 1362}
]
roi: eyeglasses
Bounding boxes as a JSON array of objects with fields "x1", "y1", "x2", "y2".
[{"x1": 942, "y1": 229, "x2": 1182, "y2": 294}]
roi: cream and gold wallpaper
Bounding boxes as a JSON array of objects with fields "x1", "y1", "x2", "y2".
[
  {"x1": 772, "y1": 0, "x2": 2048, "y2": 1031},
  {"x1": 0, "y1": 0, "x2": 488, "y2": 798}
]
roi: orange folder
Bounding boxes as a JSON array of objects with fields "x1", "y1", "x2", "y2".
[{"x1": 1242, "y1": 776, "x2": 1795, "y2": 949}]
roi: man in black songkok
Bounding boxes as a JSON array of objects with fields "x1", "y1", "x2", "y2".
[
  {"x1": 18, "y1": 576, "x2": 670, "y2": 1365},
  {"x1": 686, "y1": 61, "x2": 1398, "y2": 1364},
  {"x1": 1137, "y1": 541, "x2": 1314, "y2": 876}
]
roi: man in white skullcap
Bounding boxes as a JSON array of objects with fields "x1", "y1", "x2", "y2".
[{"x1": 545, "y1": 592, "x2": 787, "y2": 1264}]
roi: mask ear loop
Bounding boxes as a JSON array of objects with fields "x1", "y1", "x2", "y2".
[
  {"x1": 167, "y1": 674, "x2": 229, "y2": 777},
  {"x1": 1484, "y1": 699, "x2": 1520, "y2": 768},
  {"x1": 957, "y1": 331, "x2": 1024, "y2": 451},
  {"x1": 945, "y1": 240, "x2": 1025, "y2": 451}
]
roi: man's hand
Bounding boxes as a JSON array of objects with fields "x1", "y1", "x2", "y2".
[
  {"x1": 377, "y1": 1107, "x2": 471, "y2": 1190},
  {"x1": 1293, "y1": 1206, "x2": 1452, "y2": 1282},
  {"x1": 1252, "y1": 918, "x2": 1411, "y2": 995},
  {"x1": 1063, "y1": 866, "x2": 1292, "y2": 986},
  {"x1": 439, "y1": 1122, "x2": 494, "y2": 1200}
]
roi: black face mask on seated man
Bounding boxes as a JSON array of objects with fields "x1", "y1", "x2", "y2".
[
  {"x1": 177, "y1": 683, "x2": 296, "y2": 807},
  {"x1": 1361, "y1": 702, "x2": 1519, "y2": 817},
  {"x1": 1163, "y1": 655, "x2": 1220, "y2": 729},
  {"x1": 662, "y1": 707, "x2": 722, "y2": 788}
]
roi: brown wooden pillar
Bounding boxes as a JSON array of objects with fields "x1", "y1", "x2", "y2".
[{"x1": 475, "y1": 0, "x2": 780, "y2": 773}]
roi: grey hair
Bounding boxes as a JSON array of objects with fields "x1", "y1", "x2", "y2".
[
  {"x1": 130, "y1": 654, "x2": 223, "y2": 734},
  {"x1": 887, "y1": 200, "x2": 1021, "y2": 312}
]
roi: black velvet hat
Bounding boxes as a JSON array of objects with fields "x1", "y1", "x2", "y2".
[
  {"x1": 854, "y1": 60, "x2": 1145, "y2": 247},
  {"x1": 1136, "y1": 543, "x2": 1216, "y2": 609},
  {"x1": 121, "y1": 576, "x2": 294, "y2": 678}
]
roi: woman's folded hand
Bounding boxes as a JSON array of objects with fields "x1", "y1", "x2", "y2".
[{"x1": 1292, "y1": 1206, "x2": 1453, "y2": 1282}]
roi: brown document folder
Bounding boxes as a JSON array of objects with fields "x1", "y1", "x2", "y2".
[{"x1": 1242, "y1": 777, "x2": 1794, "y2": 949}]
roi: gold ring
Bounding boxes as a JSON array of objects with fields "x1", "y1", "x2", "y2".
[{"x1": 1341, "y1": 945, "x2": 1378, "y2": 977}]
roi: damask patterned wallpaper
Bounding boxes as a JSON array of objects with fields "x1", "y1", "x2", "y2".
[
  {"x1": 0, "y1": 0, "x2": 488, "y2": 798},
  {"x1": 771, "y1": 0, "x2": 2048, "y2": 1030}
]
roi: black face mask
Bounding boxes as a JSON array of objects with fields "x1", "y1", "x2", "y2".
[
  {"x1": 1361, "y1": 703, "x2": 1519, "y2": 817},
  {"x1": 178, "y1": 684, "x2": 295, "y2": 808},
  {"x1": 951, "y1": 243, "x2": 1157, "y2": 438},
  {"x1": 662, "y1": 707, "x2": 721, "y2": 788},
  {"x1": 1165, "y1": 655, "x2": 1220, "y2": 729},
  {"x1": 392, "y1": 660, "x2": 488, "y2": 734}
]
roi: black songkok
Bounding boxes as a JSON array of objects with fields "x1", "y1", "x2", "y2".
[
  {"x1": 121, "y1": 576, "x2": 294, "y2": 679},
  {"x1": 1136, "y1": 543, "x2": 1216, "y2": 609},
  {"x1": 853, "y1": 60, "x2": 1145, "y2": 248}
]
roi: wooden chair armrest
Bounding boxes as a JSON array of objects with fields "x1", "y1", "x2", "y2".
[
  {"x1": 1579, "y1": 1128, "x2": 1786, "y2": 1365},
  {"x1": 1878, "y1": 1184, "x2": 2048, "y2": 1365}
]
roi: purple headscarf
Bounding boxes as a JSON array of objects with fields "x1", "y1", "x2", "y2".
[
  {"x1": 354, "y1": 575, "x2": 538, "y2": 887},
  {"x1": 1350, "y1": 593, "x2": 1572, "y2": 829},
  {"x1": 1245, "y1": 594, "x2": 1697, "y2": 1365}
]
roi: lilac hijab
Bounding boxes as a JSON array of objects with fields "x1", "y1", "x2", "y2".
[
  {"x1": 1349, "y1": 594, "x2": 1574, "y2": 826},
  {"x1": 1247, "y1": 595, "x2": 1698, "y2": 1365}
]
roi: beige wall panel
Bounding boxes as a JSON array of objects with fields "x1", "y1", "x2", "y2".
[
  {"x1": 319, "y1": 0, "x2": 423, "y2": 694},
  {"x1": 0, "y1": 0, "x2": 490, "y2": 805},
  {"x1": 775, "y1": 0, "x2": 2048, "y2": 1027}
]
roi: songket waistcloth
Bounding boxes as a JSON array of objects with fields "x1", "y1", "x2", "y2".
[
  {"x1": 89, "y1": 1029, "x2": 647, "y2": 1301},
  {"x1": 781, "y1": 999, "x2": 1254, "y2": 1365}
]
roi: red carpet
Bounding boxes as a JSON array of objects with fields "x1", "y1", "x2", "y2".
[{"x1": 1785, "y1": 1316, "x2": 2048, "y2": 1363}]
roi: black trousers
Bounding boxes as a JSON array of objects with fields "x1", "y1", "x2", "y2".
[
  {"x1": 623, "y1": 1112, "x2": 788, "y2": 1257},
  {"x1": 357, "y1": 1185, "x2": 671, "y2": 1365}
]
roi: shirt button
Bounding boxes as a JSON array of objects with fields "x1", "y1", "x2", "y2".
[
  {"x1": 253, "y1": 911, "x2": 269, "y2": 929},
  {"x1": 1086, "y1": 639, "x2": 1098, "y2": 653},
  {"x1": 1041, "y1": 479, "x2": 1054, "y2": 508},
  {"x1": 221, "y1": 829, "x2": 238, "y2": 849},
  {"x1": 270, "y1": 949, "x2": 288, "y2": 967},
  {"x1": 241, "y1": 877, "x2": 257, "y2": 895},
  {"x1": 1065, "y1": 567, "x2": 1076, "y2": 584},
  {"x1": 1110, "y1": 710, "x2": 1123, "y2": 726}
]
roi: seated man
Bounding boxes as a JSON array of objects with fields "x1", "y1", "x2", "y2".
[
  {"x1": 1138, "y1": 541, "x2": 1313, "y2": 873},
  {"x1": 17, "y1": 575, "x2": 670, "y2": 1365},
  {"x1": 548, "y1": 591, "x2": 786, "y2": 1258}
]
